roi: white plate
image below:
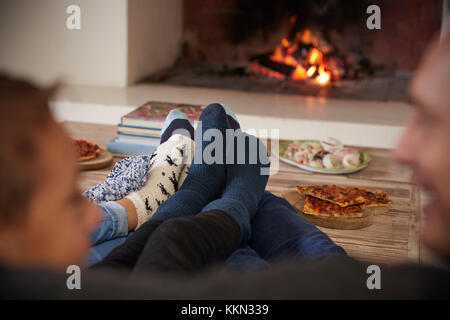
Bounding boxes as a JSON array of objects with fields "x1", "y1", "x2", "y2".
[{"x1": 276, "y1": 140, "x2": 371, "y2": 175}]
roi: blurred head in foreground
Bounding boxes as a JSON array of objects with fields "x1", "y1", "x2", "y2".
[
  {"x1": 0, "y1": 75, "x2": 99, "y2": 271},
  {"x1": 394, "y1": 32, "x2": 450, "y2": 260}
]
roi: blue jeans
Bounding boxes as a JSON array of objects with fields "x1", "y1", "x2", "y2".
[
  {"x1": 86, "y1": 192, "x2": 346, "y2": 268},
  {"x1": 85, "y1": 202, "x2": 130, "y2": 266}
]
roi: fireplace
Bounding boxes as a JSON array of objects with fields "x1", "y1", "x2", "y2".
[{"x1": 143, "y1": 0, "x2": 443, "y2": 102}]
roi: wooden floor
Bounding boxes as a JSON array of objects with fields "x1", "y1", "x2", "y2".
[{"x1": 65, "y1": 121, "x2": 421, "y2": 266}]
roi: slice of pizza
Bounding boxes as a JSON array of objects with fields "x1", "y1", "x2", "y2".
[
  {"x1": 296, "y1": 185, "x2": 366, "y2": 207},
  {"x1": 352, "y1": 187, "x2": 392, "y2": 207},
  {"x1": 303, "y1": 195, "x2": 365, "y2": 218},
  {"x1": 73, "y1": 139, "x2": 101, "y2": 162}
]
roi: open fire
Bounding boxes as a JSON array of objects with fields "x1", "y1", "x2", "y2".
[{"x1": 251, "y1": 29, "x2": 345, "y2": 86}]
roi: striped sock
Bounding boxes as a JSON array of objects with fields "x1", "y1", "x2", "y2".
[{"x1": 160, "y1": 109, "x2": 194, "y2": 144}]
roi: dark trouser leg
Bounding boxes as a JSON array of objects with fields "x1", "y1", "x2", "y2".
[{"x1": 249, "y1": 192, "x2": 347, "y2": 262}]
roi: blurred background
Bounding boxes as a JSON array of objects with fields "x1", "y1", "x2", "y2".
[{"x1": 0, "y1": 0, "x2": 448, "y2": 147}]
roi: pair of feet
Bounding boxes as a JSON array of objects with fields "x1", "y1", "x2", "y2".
[{"x1": 150, "y1": 103, "x2": 270, "y2": 243}]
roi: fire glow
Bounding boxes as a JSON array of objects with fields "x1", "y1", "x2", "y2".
[{"x1": 252, "y1": 29, "x2": 339, "y2": 86}]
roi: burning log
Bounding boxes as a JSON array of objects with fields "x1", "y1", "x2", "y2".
[
  {"x1": 253, "y1": 55, "x2": 295, "y2": 77},
  {"x1": 250, "y1": 29, "x2": 339, "y2": 86}
]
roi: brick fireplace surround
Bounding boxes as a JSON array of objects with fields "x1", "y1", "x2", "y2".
[
  {"x1": 182, "y1": 0, "x2": 442, "y2": 72},
  {"x1": 162, "y1": 0, "x2": 442, "y2": 102}
]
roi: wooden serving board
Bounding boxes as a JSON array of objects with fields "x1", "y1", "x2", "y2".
[
  {"x1": 281, "y1": 189, "x2": 374, "y2": 229},
  {"x1": 78, "y1": 150, "x2": 113, "y2": 171}
]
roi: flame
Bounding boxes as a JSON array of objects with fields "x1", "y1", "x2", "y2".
[
  {"x1": 308, "y1": 48, "x2": 322, "y2": 65},
  {"x1": 315, "y1": 65, "x2": 331, "y2": 85},
  {"x1": 315, "y1": 72, "x2": 330, "y2": 85},
  {"x1": 292, "y1": 65, "x2": 306, "y2": 80},
  {"x1": 254, "y1": 28, "x2": 338, "y2": 86},
  {"x1": 281, "y1": 38, "x2": 290, "y2": 48},
  {"x1": 318, "y1": 64, "x2": 325, "y2": 74},
  {"x1": 271, "y1": 46, "x2": 283, "y2": 63},
  {"x1": 301, "y1": 29, "x2": 311, "y2": 44},
  {"x1": 284, "y1": 55, "x2": 297, "y2": 66},
  {"x1": 306, "y1": 66, "x2": 316, "y2": 77}
]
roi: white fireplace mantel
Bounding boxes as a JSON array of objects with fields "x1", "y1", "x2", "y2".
[{"x1": 51, "y1": 83, "x2": 411, "y2": 149}]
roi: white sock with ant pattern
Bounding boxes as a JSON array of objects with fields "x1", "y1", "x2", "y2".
[{"x1": 125, "y1": 134, "x2": 194, "y2": 229}]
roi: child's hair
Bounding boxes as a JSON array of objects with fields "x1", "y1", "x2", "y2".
[{"x1": 0, "y1": 74, "x2": 56, "y2": 223}]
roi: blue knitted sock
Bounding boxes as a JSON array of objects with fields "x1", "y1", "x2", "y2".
[
  {"x1": 160, "y1": 109, "x2": 194, "y2": 143},
  {"x1": 217, "y1": 103, "x2": 240, "y2": 130},
  {"x1": 202, "y1": 131, "x2": 270, "y2": 244},
  {"x1": 151, "y1": 104, "x2": 229, "y2": 221}
]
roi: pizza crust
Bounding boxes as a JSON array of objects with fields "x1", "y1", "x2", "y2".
[{"x1": 77, "y1": 152, "x2": 98, "y2": 162}]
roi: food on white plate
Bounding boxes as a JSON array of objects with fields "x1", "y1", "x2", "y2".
[
  {"x1": 322, "y1": 154, "x2": 341, "y2": 169},
  {"x1": 334, "y1": 147, "x2": 360, "y2": 160},
  {"x1": 285, "y1": 141, "x2": 322, "y2": 165},
  {"x1": 313, "y1": 150, "x2": 329, "y2": 160},
  {"x1": 320, "y1": 137, "x2": 343, "y2": 153},
  {"x1": 283, "y1": 139, "x2": 363, "y2": 170},
  {"x1": 342, "y1": 153, "x2": 361, "y2": 168},
  {"x1": 309, "y1": 160, "x2": 324, "y2": 169}
]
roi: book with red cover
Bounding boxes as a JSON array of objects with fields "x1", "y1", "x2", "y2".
[{"x1": 120, "y1": 101, "x2": 204, "y2": 129}]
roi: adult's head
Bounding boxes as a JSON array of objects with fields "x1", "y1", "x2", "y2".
[
  {"x1": 0, "y1": 74, "x2": 100, "y2": 271},
  {"x1": 394, "y1": 33, "x2": 450, "y2": 259}
]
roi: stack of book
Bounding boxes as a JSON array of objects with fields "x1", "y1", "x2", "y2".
[{"x1": 107, "y1": 101, "x2": 203, "y2": 156}]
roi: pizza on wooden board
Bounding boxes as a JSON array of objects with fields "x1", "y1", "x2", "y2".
[
  {"x1": 303, "y1": 195, "x2": 365, "y2": 218},
  {"x1": 73, "y1": 139, "x2": 101, "y2": 162},
  {"x1": 296, "y1": 185, "x2": 391, "y2": 208},
  {"x1": 352, "y1": 187, "x2": 392, "y2": 207}
]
